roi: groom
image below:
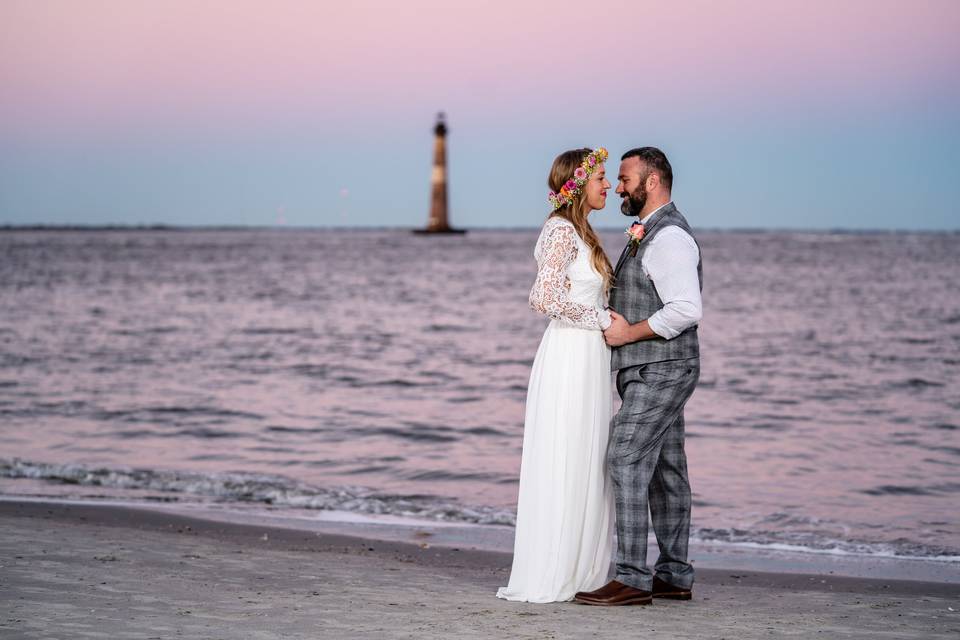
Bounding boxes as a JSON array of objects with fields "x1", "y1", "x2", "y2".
[{"x1": 575, "y1": 147, "x2": 703, "y2": 606}]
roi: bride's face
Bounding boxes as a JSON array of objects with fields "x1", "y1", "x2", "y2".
[{"x1": 583, "y1": 164, "x2": 611, "y2": 212}]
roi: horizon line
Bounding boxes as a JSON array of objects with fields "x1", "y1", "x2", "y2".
[{"x1": 1, "y1": 223, "x2": 957, "y2": 234}]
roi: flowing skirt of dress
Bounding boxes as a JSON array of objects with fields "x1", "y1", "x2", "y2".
[{"x1": 496, "y1": 320, "x2": 615, "y2": 603}]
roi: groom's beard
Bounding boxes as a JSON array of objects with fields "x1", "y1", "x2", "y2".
[{"x1": 620, "y1": 184, "x2": 647, "y2": 217}]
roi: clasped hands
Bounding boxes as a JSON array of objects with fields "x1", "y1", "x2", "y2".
[{"x1": 602, "y1": 309, "x2": 632, "y2": 347}]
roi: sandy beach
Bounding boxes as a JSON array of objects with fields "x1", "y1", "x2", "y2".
[{"x1": 1, "y1": 499, "x2": 958, "y2": 639}]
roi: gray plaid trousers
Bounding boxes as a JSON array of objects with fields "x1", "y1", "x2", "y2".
[{"x1": 607, "y1": 357, "x2": 700, "y2": 591}]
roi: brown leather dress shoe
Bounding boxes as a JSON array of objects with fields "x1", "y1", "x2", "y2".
[
  {"x1": 574, "y1": 580, "x2": 652, "y2": 606},
  {"x1": 652, "y1": 576, "x2": 692, "y2": 600}
]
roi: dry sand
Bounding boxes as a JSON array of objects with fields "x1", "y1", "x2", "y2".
[{"x1": 1, "y1": 499, "x2": 958, "y2": 639}]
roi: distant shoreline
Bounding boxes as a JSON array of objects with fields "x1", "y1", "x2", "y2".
[{"x1": 1, "y1": 224, "x2": 956, "y2": 234}]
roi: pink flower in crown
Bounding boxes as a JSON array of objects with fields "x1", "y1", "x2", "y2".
[
  {"x1": 564, "y1": 179, "x2": 577, "y2": 191},
  {"x1": 588, "y1": 155, "x2": 596, "y2": 166},
  {"x1": 573, "y1": 167, "x2": 588, "y2": 181}
]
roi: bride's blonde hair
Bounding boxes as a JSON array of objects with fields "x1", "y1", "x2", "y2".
[{"x1": 547, "y1": 148, "x2": 614, "y2": 293}]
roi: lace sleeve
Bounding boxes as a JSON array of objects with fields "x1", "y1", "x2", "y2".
[{"x1": 529, "y1": 222, "x2": 610, "y2": 330}]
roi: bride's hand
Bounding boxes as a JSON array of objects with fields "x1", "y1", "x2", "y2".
[{"x1": 603, "y1": 310, "x2": 632, "y2": 347}]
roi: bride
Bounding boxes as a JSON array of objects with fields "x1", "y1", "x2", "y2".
[{"x1": 497, "y1": 147, "x2": 618, "y2": 603}]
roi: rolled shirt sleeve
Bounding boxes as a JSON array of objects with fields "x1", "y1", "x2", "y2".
[{"x1": 642, "y1": 226, "x2": 702, "y2": 339}]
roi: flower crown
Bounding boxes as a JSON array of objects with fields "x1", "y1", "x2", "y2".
[{"x1": 547, "y1": 147, "x2": 609, "y2": 210}]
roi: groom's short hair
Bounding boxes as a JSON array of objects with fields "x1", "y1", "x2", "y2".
[{"x1": 621, "y1": 147, "x2": 673, "y2": 191}]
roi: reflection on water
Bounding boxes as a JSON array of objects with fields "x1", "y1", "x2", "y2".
[{"x1": 1, "y1": 228, "x2": 958, "y2": 559}]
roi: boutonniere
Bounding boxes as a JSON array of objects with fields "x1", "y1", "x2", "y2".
[{"x1": 625, "y1": 223, "x2": 645, "y2": 257}]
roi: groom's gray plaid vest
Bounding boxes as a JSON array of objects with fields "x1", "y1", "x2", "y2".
[{"x1": 609, "y1": 203, "x2": 703, "y2": 371}]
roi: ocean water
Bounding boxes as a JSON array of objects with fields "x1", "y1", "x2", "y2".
[{"x1": 1, "y1": 228, "x2": 958, "y2": 562}]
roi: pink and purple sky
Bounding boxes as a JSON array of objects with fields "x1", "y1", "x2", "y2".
[{"x1": 1, "y1": 0, "x2": 958, "y2": 229}]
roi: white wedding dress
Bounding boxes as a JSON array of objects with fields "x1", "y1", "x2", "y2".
[{"x1": 496, "y1": 216, "x2": 615, "y2": 603}]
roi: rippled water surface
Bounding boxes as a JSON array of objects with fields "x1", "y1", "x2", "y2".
[{"x1": 1, "y1": 229, "x2": 958, "y2": 559}]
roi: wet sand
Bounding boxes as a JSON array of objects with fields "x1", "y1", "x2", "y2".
[{"x1": 1, "y1": 499, "x2": 958, "y2": 639}]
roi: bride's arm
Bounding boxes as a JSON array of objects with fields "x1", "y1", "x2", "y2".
[{"x1": 528, "y1": 223, "x2": 612, "y2": 331}]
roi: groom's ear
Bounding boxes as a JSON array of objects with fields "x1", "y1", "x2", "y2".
[{"x1": 646, "y1": 172, "x2": 660, "y2": 192}]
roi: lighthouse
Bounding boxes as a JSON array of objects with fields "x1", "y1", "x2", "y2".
[{"x1": 415, "y1": 112, "x2": 465, "y2": 234}]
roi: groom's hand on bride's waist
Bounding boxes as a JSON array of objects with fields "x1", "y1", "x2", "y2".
[{"x1": 603, "y1": 309, "x2": 658, "y2": 347}]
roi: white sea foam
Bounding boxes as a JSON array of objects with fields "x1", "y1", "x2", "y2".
[
  {"x1": 4, "y1": 456, "x2": 960, "y2": 564},
  {"x1": 691, "y1": 537, "x2": 960, "y2": 564},
  {"x1": 0, "y1": 457, "x2": 517, "y2": 526}
]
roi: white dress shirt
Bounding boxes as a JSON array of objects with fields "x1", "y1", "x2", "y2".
[{"x1": 636, "y1": 202, "x2": 703, "y2": 340}]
